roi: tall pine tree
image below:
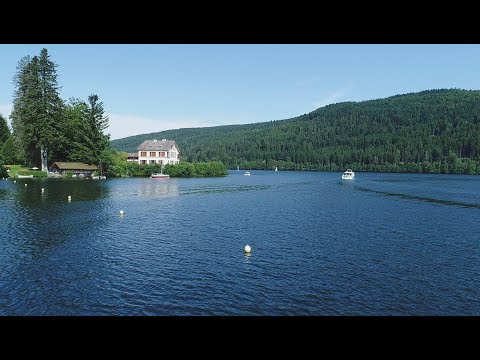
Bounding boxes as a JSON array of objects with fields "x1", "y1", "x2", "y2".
[
  {"x1": 11, "y1": 55, "x2": 41, "y2": 166},
  {"x1": 38, "y1": 48, "x2": 66, "y2": 169},
  {"x1": 10, "y1": 49, "x2": 65, "y2": 170}
]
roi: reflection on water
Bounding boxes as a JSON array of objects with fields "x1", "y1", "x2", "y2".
[
  {"x1": 180, "y1": 184, "x2": 270, "y2": 196},
  {"x1": 12, "y1": 178, "x2": 110, "y2": 206},
  {"x1": 136, "y1": 178, "x2": 179, "y2": 197}
]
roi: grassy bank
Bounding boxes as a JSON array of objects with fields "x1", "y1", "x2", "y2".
[{"x1": 4, "y1": 165, "x2": 47, "y2": 177}]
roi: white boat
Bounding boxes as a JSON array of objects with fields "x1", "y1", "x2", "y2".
[
  {"x1": 151, "y1": 173, "x2": 170, "y2": 179},
  {"x1": 17, "y1": 174, "x2": 34, "y2": 178},
  {"x1": 151, "y1": 166, "x2": 170, "y2": 179},
  {"x1": 243, "y1": 171, "x2": 251, "y2": 176},
  {"x1": 341, "y1": 169, "x2": 355, "y2": 180},
  {"x1": 274, "y1": 167, "x2": 278, "y2": 171}
]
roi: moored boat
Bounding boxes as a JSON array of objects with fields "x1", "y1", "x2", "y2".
[{"x1": 150, "y1": 173, "x2": 170, "y2": 179}]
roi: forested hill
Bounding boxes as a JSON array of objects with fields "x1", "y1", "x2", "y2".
[{"x1": 110, "y1": 89, "x2": 480, "y2": 174}]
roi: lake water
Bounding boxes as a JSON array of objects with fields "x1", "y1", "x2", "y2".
[{"x1": 0, "y1": 171, "x2": 479, "y2": 315}]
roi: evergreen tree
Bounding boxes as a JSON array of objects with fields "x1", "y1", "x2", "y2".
[
  {"x1": 10, "y1": 49, "x2": 65, "y2": 170},
  {"x1": 86, "y1": 94, "x2": 110, "y2": 165},
  {"x1": 65, "y1": 98, "x2": 91, "y2": 163},
  {"x1": 37, "y1": 48, "x2": 66, "y2": 169},
  {"x1": 0, "y1": 160, "x2": 7, "y2": 178},
  {"x1": 11, "y1": 55, "x2": 41, "y2": 166},
  {"x1": 66, "y1": 95, "x2": 110, "y2": 165},
  {"x1": 0, "y1": 114, "x2": 10, "y2": 144},
  {"x1": 1, "y1": 136, "x2": 20, "y2": 164}
]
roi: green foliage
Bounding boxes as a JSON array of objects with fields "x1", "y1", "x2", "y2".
[
  {"x1": 3, "y1": 164, "x2": 28, "y2": 177},
  {"x1": 164, "y1": 162, "x2": 195, "y2": 177},
  {"x1": 10, "y1": 49, "x2": 66, "y2": 168},
  {"x1": 0, "y1": 162, "x2": 7, "y2": 178},
  {"x1": 8, "y1": 49, "x2": 111, "y2": 169},
  {"x1": 17, "y1": 170, "x2": 47, "y2": 177},
  {"x1": 99, "y1": 155, "x2": 227, "y2": 178},
  {"x1": 37, "y1": 48, "x2": 68, "y2": 163},
  {"x1": 64, "y1": 98, "x2": 89, "y2": 162},
  {"x1": 0, "y1": 114, "x2": 10, "y2": 145},
  {"x1": 164, "y1": 161, "x2": 227, "y2": 177},
  {"x1": 111, "y1": 89, "x2": 480, "y2": 175},
  {"x1": 66, "y1": 95, "x2": 110, "y2": 166},
  {"x1": 1, "y1": 136, "x2": 23, "y2": 165},
  {"x1": 106, "y1": 156, "x2": 144, "y2": 177},
  {"x1": 65, "y1": 170, "x2": 73, "y2": 178}
]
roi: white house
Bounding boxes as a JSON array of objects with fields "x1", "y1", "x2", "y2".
[{"x1": 137, "y1": 139, "x2": 180, "y2": 165}]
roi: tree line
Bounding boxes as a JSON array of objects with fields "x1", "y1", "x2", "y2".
[
  {"x1": 111, "y1": 89, "x2": 480, "y2": 174},
  {"x1": 0, "y1": 48, "x2": 110, "y2": 173},
  {"x1": 103, "y1": 156, "x2": 227, "y2": 178}
]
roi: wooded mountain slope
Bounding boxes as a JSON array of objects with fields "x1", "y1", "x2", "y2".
[{"x1": 110, "y1": 89, "x2": 480, "y2": 173}]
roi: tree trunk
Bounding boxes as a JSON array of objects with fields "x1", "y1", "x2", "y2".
[{"x1": 40, "y1": 144, "x2": 48, "y2": 172}]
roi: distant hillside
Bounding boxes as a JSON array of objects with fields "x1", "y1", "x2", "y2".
[{"x1": 110, "y1": 89, "x2": 480, "y2": 174}]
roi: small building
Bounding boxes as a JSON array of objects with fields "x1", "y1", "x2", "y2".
[
  {"x1": 137, "y1": 139, "x2": 180, "y2": 165},
  {"x1": 50, "y1": 162, "x2": 98, "y2": 177},
  {"x1": 127, "y1": 153, "x2": 139, "y2": 162}
]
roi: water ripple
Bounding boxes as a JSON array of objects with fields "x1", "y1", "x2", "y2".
[
  {"x1": 1, "y1": 172, "x2": 480, "y2": 315},
  {"x1": 355, "y1": 185, "x2": 480, "y2": 209}
]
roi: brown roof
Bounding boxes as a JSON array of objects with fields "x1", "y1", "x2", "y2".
[
  {"x1": 51, "y1": 162, "x2": 98, "y2": 171},
  {"x1": 137, "y1": 139, "x2": 178, "y2": 151}
]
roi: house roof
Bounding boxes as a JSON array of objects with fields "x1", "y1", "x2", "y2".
[
  {"x1": 127, "y1": 153, "x2": 139, "y2": 158},
  {"x1": 51, "y1": 162, "x2": 98, "y2": 171},
  {"x1": 137, "y1": 139, "x2": 178, "y2": 151}
]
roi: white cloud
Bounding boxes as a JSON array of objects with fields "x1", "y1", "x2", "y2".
[
  {"x1": 314, "y1": 86, "x2": 352, "y2": 109},
  {"x1": 107, "y1": 113, "x2": 218, "y2": 140}
]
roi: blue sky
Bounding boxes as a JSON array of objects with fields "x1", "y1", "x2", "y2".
[{"x1": 1, "y1": 44, "x2": 480, "y2": 140}]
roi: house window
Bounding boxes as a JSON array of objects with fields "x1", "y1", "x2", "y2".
[
  {"x1": 150, "y1": 160, "x2": 155, "y2": 164},
  {"x1": 160, "y1": 151, "x2": 166, "y2": 157},
  {"x1": 141, "y1": 160, "x2": 146, "y2": 164},
  {"x1": 140, "y1": 151, "x2": 147, "y2": 157},
  {"x1": 177, "y1": 153, "x2": 180, "y2": 159},
  {"x1": 150, "y1": 151, "x2": 156, "y2": 157}
]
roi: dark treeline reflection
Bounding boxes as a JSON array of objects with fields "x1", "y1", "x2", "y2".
[{"x1": 13, "y1": 178, "x2": 110, "y2": 207}]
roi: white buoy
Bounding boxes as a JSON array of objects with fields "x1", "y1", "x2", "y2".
[
  {"x1": 13, "y1": 180, "x2": 16, "y2": 183},
  {"x1": 24, "y1": 183, "x2": 27, "y2": 187},
  {"x1": 41, "y1": 188, "x2": 45, "y2": 192},
  {"x1": 68, "y1": 195, "x2": 71, "y2": 201},
  {"x1": 244, "y1": 244, "x2": 251, "y2": 253},
  {"x1": 119, "y1": 210, "x2": 124, "y2": 215}
]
